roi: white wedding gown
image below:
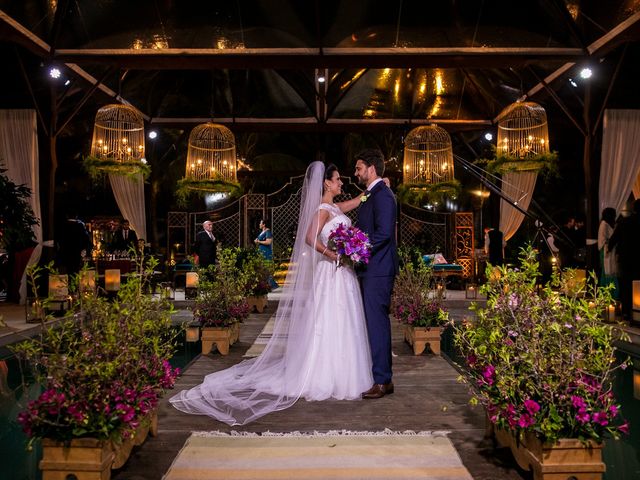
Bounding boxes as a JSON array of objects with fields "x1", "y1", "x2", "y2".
[
  {"x1": 298, "y1": 203, "x2": 373, "y2": 400},
  {"x1": 170, "y1": 198, "x2": 372, "y2": 425}
]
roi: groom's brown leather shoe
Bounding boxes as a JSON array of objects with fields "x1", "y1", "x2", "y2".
[{"x1": 361, "y1": 382, "x2": 394, "y2": 399}]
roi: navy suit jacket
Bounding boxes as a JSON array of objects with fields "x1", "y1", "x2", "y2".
[{"x1": 356, "y1": 181, "x2": 398, "y2": 278}]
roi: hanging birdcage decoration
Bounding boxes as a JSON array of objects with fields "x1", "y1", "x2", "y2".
[
  {"x1": 398, "y1": 125, "x2": 460, "y2": 207},
  {"x1": 403, "y1": 125, "x2": 455, "y2": 185},
  {"x1": 85, "y1": 104, "x2": 149, "y2": 178},
  {"x1": 490, "y1": 101, "x2": 557, "y2": 174},
  {"x1": 175, "y1": 123, "x2": 242, "y2": 205}
]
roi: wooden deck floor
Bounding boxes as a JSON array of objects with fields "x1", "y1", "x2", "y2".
[{"x1": 112, "y1": 299, "x2": 528, "y2": 480}]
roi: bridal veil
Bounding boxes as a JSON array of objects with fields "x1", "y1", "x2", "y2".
[{"x1": 170, "y1": 161, "x2": 326, "y2": 425}]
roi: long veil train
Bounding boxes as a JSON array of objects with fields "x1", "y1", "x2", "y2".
[{"x1": 170, "y1": 162, "x2": 326, "y2": 425}]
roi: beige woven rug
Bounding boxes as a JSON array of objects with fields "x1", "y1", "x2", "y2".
[{"x1": 163, "y1": 430, "x2": 473, "y2": 480}]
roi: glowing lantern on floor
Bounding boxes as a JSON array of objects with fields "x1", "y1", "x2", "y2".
[
  {"x1": 105, "y1": 269, "x2": 121, "y2": 292},
  {"x1": 48, "y1": 275, "x2": 68, "y2": 299},
  {"x1": 79, "y1": 270, "x2": 97, "y2": 293},
  {"x1": 633, "y1": 280, "x2": 640, "y2": 322},
  {"x1": 403, "y1": 125, "x2": 454, "y2": 185}
]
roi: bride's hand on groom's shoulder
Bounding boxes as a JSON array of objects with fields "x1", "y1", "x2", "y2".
[{"x1": 383, "y1": 177, "x2": 391, "y2": 188}]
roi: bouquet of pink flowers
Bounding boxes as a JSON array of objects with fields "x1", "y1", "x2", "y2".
[{"x1": 327, "y1": 223, "x2": 372, "y2": 268}]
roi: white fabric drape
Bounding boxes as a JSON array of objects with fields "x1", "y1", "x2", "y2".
[
  {"x1": 632, "y1": 172, "x2": 640, "y2": 199},
  {"x1": 599, "y1": 109, "x2": 640, "y2": 214},
  {"x1": 0, "y1": 110, "x2": 42, "y2": 304},
  {"x1": 108, "y1": 173, "x2": 147, "y2": 241},
  {"x1": 499, "y1": 172, "x2": 538, "y2": 241}
]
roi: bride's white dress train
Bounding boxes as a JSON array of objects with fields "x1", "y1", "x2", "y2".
[{"x1": 170, "y1": 163, "x2": 372, "y2": 425}]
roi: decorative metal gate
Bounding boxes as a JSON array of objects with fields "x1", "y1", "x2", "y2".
[{"x1": 167, "y1": 177, "x2": 474, "y2": 278}]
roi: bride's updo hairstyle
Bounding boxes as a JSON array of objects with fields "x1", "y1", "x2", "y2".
[{"x1": 324, "y1": 163, "x2": 338, "y2": 181}]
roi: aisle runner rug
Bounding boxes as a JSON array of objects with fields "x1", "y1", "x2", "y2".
[
  {"x1": 163, "y1": 430, "x2": 473, "y2": 480},
  {"x1": 243, "y1": 316, "x2": 276, "y2": 358}
]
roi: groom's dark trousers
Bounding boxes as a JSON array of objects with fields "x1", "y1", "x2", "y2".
[{"x1": 357, "y1": 181, "x2": 398, "y2": 385}]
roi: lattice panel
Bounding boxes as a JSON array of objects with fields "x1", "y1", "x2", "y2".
[
  {"x1": 454, "y1": 213, "x2": 474, "y2": 278},
  {"x1": 246, "y1": 194, "x2": 265, "y2": 210},
  {"x1": 167, "y1": 211, "x2": 188, "y2": 227},
  {"x1": 271, "y1": 190, "x2": 302, "y2": 256},
  {"x1": 212, "y1": 212, "x2": 241, "y2": 247},
  {"x1": 399, "y1": 213, "x2": 448, "y2": 257}
]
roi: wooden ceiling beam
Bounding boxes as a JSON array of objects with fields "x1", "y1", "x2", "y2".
[
  {"x1": 519, "y1": 10, "x2": 640, "y2": 102},
  {"x1": 149, "y1": 116, "x2": 492, "y2": 132},
  {"x1": 52, "y1": 47, "x2": 584, "y2": 70}
]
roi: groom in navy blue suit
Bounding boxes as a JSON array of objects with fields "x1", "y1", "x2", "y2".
[{"x1": 354, "y1": 149, "x2": 399, "y2": 399}]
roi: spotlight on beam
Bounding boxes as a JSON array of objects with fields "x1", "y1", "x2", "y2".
[
  {"x1": 148, "y1": 130, "x2": 158, "y2": 140},
  {"x1": 484, "y1": 132, "x2": 493, "y2": 141},
  {"x1": 49, "y1": 67, "x2": 61, "y2": 79},
  {"x1": 579, "y1": 68, "x2": 593, "y2": 79}
]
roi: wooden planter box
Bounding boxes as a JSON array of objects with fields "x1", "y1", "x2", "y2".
[
  {"x1": 40, "y1": 411, "x2": 157, "y2": 480},
  {"x1": 201, "y1": 324, "x2": 240, "y2": 355},
  {"x1": 247, "y1": 295, "x2": 268, "y2": 313},
  {"x1": 493, "y1": 425, "x2": 605, "y2": 480},
  {"x1": 403, "y1": 325, "x2": 443, "y2": 355}
]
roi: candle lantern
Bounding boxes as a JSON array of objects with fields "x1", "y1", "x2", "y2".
[
  {"x1": 632, "y1": 280, "x2": 640, "y2": 322},
  {"x1": 48, "y1": 274, "x2": 70, "y2": 313},
  {"x1": 105, "y1": 269, "x2": 121, "y2": 292},
  {"x1": 465, "y1": 283, "x2": 478, "y2": 299},
  {"x1": 185, "y1": 322, "x2": 200, "y2": 342},
  {"x1": 25, "y1": 297, "x2": 45, "y2": 323},
  {"x1": 186, "y1": 272, "x2": 199, "y2": 288},
  {"x1": 48, "y1": 274, "x2": 68, "y2": 299},
  {"x1": 79, "y1": 270, "x2": 97, "y2": 294},
  {"x1": 185, "y1": 272, "x2": 199, "y2": 299},
  {"x1": 606, "y1": 304, "x2": 616, "y2": 323},
  {"x1": 161, "y1": 282, "x2": 175, "y2": 301}
]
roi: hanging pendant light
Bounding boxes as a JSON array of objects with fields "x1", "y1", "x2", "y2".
[
  {"x1": 175, "y1": 123, "x2": 242, "y2": 205},
  {"x1": 399, "y1": 125, "x2": 460, "y2": 208},
  {"x1": 403, "y1": 125, "x2": 455, "y2": 185},
  {"x1": 491, "y1": 101, "x2": 556, "y2": 173},
  {"x1": 85, "y1": 104, "x2": 149, "y2": 178}
]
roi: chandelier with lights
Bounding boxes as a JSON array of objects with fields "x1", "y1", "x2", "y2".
[
  {"x1": 85, "y1": 104, "x2": 150, "y2": 179},
  {"x1": 486, "y1": 101, "x2": 557, "y2": 174},
  {"x1": 398, "y1": 125, "x2": 460, "y2": 208},
  {"x1": 175, "y1": 123, "x2": 242, "y2": 205}
]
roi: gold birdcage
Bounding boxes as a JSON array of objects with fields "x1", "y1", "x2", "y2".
[
  {"x1": 403, "y1": 125, "x2": 454, "y2": 185},
  {"x1": 185, "y1": 123, "x2": 237, "y2": 183},
  {"x1": 496, "y1": 101, "x2": 549, "y2": 158},
  {"x1": 90, "y1": 104, "x2": 145, "y2": 163}
]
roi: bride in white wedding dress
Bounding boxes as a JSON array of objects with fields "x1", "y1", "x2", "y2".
[{"x1": 170, "y1": 161, "x2": 372, "y2": 425}]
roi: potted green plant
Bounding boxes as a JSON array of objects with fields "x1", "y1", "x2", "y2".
[
  {"x1": 239, "y1": 249, "x2": 275, "y2": 313},
  {"x1": 11, "y1": 260, "x2": 180, "y2": 480},
  {"x1": 392, "y1": 248, "x2": 449, "y2": 355},
  {"x1": 195, "y1": 248, "x2": 250, "y2": 355},
  {"x1": 0, "y1": 166, "x2": 38, "y2": 303},
  {"x1": 454, "y1": 246, "x2": 629, "y2": 480}
]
